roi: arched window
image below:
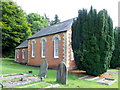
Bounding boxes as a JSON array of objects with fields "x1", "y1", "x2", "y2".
[
  {"x1": 41, "y1": 39, "x2": 46, "y2": 58},
  {"x1": 22, "y1": 49, "x2": 25, "y2": 59},
  {"x1": 17, "y1": 50, "x2": 19, "y2": 58},
  {"x1": 32, "y1": 40, "x2": 36, "y2": 57},
  {"x1": 71, "y1": 49, "x2": 74, "y2": 61},
  {"x1": 54, "y1": 37, "x2": 59, "y2": 58}
]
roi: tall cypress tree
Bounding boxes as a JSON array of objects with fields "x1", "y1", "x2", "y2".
[
  {"x1": 72, "y1": 7, "x2": 114, "y2": 76},
  {"x1": 72, "y1": 9, "x2": 88, "y2": 70},
  {"x1": 110, "y1": 27, "x2": 120, "y2": 68}
]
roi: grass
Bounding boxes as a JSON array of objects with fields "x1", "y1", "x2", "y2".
[{"x1": 1, "y1": 58, "x2": 119, "y2": 88}]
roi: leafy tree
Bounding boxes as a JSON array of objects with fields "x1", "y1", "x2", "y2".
[
  {"x1": 50, "y1": 14, "x2": 60, "y2": 25},
  {"x1": 1, "y1": 0, "x2": 32, "y2": 57},
  {"x1": 26, "y1": 13, "x2": 49, "y2": 34},
  {"x1": 110, "y1": 27, "x2": 120, "y2": 68},
  {"x1": 72, "y1": 7, "x2": 114, "y2": 76}
]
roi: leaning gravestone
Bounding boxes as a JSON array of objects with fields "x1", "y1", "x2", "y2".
[
  {"x1": 39, "y1": 60, "x2": 48, "y2": 80},
  {"x1": 56, "y1": 62, "x2": 67, "y2": 84}
]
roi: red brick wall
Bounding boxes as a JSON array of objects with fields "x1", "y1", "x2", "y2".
[
  {"x1": 15, "y1": 48, "x2": 28, "y2": 64},
  {"x1": 27, "y1": 33, "x2": 64, "y2": 69},
  {"x1": 27, "y1": 31, "x2": 76, "y2": 70}
]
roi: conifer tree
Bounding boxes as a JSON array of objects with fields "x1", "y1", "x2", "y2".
[
  {"x1": 110, "y1": 27, "x2": 120, "y2": 68},
  {"x1": 72, "y1": 7, "x2": 114, "y2": 76},
  {"x1": 50, "y1": 14, "x2": 60, "y2": 25}
]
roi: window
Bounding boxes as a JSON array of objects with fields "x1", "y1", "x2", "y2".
[
  {"x1": 52, "y1": 35, "x2": 61, "y2": 58},
  {"x1": 41, "y1": 39, "x2": 46, "y2": 58},
  {"x1": 32, "y1": 40, "x2": 36, "y2": 57},
  {"x1": 71, "y1": 49, "x2": 74, "y2": 61},
  {"x1": 54, "y1": 38, "x2": 59, "y2": 58},
  {"x1": 17, "y1": 50, "x2": 19, "y2": 58},
  {"x1": 22, "y1": 50, "x2": 25, "y2": 59}
]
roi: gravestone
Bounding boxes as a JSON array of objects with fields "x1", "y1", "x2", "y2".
[
  {"x1": 56, "y1": 62, "x2": 67, "y2": 84},
  {"x1": 39, "y1": 60, "x2": 48, "y2": 80},
  {"x1": 0, "y1": 83, "x2": 3, "y2": 89}
]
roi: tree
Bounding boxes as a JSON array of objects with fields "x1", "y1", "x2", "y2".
[
  {"x1": 110, "y1": 27, "x2": 120, "y2": 68},
  {"x1": 50, "y1": 14, "x2": 60, "y2": 25},
  {"x1": 26, "y1": 13, "x2": 49, "y2": 34},
  {"x1": 72, "y1": 7, "x2": 114, "y2": 76},
  {"x1": 1, "y1": 0, "x2": 32, "y2": 57},
  {"x1": 44, "y1": 13, "x2": 50, "y2": 25}
]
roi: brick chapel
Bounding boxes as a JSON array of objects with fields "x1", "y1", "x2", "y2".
[{"x1": 15, "y1": 18, "x2": 76, "y2": 70}]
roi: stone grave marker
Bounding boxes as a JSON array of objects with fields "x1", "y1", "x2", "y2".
[
  {"x1": 0, "y1": 83, "x2": 3, "y2": 89},
  {"x1": 1, "y1": 73, "x2": 41, "y2": 88},
  {"x1": 39, "y1": 60, "x2": 48, "y2": 80},
  {"x1": 56, "y1": 62, "x2": 67, "y2": 84},
  {"x1": 96, "y1": 78, "x2": 117, "y2": 85}
]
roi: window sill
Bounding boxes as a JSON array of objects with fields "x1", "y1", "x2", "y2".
[
  {"x1": 54, "y1": 56, "x2": 59, "y2": 59},
  {"x1": 31, "y1": 56, "x2": 35, "y2": 58},
  {"x1": 41, "y1": 56, "x2": 45, "y2": 58}
]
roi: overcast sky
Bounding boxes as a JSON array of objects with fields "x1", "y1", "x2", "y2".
[{"x1": 12, "y1": 0, "x2": 119, "y2": 27}]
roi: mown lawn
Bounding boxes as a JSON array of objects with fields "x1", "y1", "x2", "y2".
[{"x1": 0, "y1": 58, "x2": 119, "y2": 88}]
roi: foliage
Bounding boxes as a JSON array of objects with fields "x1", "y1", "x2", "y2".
[
  {"x1": 50, "y1": 14, "x2": 60, "y2": 25},
  {"x1": 26, "y1": 13, "x2": 49, "y2": 34},
  {"x1": 72, "y1": 7, "x2": 114, "y2": 76},
  {"x1": 1, "y1": 0, "x2": 32, "y2": 57},
  {"x1": 110, "y1": 27, "x2": 120, "y2": 68}
]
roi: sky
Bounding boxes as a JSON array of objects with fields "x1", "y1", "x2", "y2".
[{"x1": 12, "y1": 0, "x2": 119, "y2": 27}]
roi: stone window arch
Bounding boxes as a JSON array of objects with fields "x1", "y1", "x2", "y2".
[{"x1": 52, "y1": 34, "x2": 61, "y2": 41}]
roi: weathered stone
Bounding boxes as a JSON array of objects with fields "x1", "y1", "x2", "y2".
[
  {"x1": 1, "y1": 74, "x2": 41, "y2": 88},
  {"x1": 96, "y1": 78, "x2": 117, "y2": 85},
  {"x1": 78, "y1": 75, "x2": 99, "y2": 81},
  {"x1": 56, "y1": 62, "x2": 67, "y2": 84},
  {"x1": 1, "y1": 73, "x2": 31, "y2": 80},
  {"x1": 45, "y1": 84, "x2": 60, "y2": 88},
  {"x1": 39, "y1": 60, "x2": 48, "y2": 80}
]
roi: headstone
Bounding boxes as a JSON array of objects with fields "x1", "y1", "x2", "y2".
[
  {"x1": 56, "y1": 62, "x2": 67, "y2": 84},
  {"x1": 39, "y1": 60, "x2": 48, "y2": 80},
  {"x1": 0, "y1": 83, "x2": 3, "y2": 88}
]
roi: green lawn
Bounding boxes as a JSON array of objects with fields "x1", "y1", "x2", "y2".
[{"x1": 0, "y1": 58, "x2": 119, "y2": 88}]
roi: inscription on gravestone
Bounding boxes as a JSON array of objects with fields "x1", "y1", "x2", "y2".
[
  {"x1": 56, "y1": 62, "x2": 67, "y2": 84},
  {"x1": 39, "y1": 60, "x2": 48, "y2": 80}
]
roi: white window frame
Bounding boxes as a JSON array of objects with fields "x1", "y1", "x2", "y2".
[
  {"x1": 17, "y1": 50, "x2": 19, "y2": 59},
  {"x1": 31, "y1": 40, "x2": 36, "y2": 58},
  {"x1": 54, "y1": 37, "x2": 59, "y2": 58},
  {"x1": 41, "y1": 39, "x2": 46, "y2": 58},
  {"x1": 22, "y1": 49, "x2": 25, "y2": 59},
  {"x1": 71, "y1": 49, "x2": 74, "y2": 61}
]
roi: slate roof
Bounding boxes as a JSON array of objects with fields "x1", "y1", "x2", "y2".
[
  {"x1": 16, "y1": 40, "x2": 28, "y2": 49},
  {"x1": 16, "y1": 18, "x2": 74, "y2": 49},
  {"x1": 28, "y1": 18, "x2": 74, "y2": 39}
]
